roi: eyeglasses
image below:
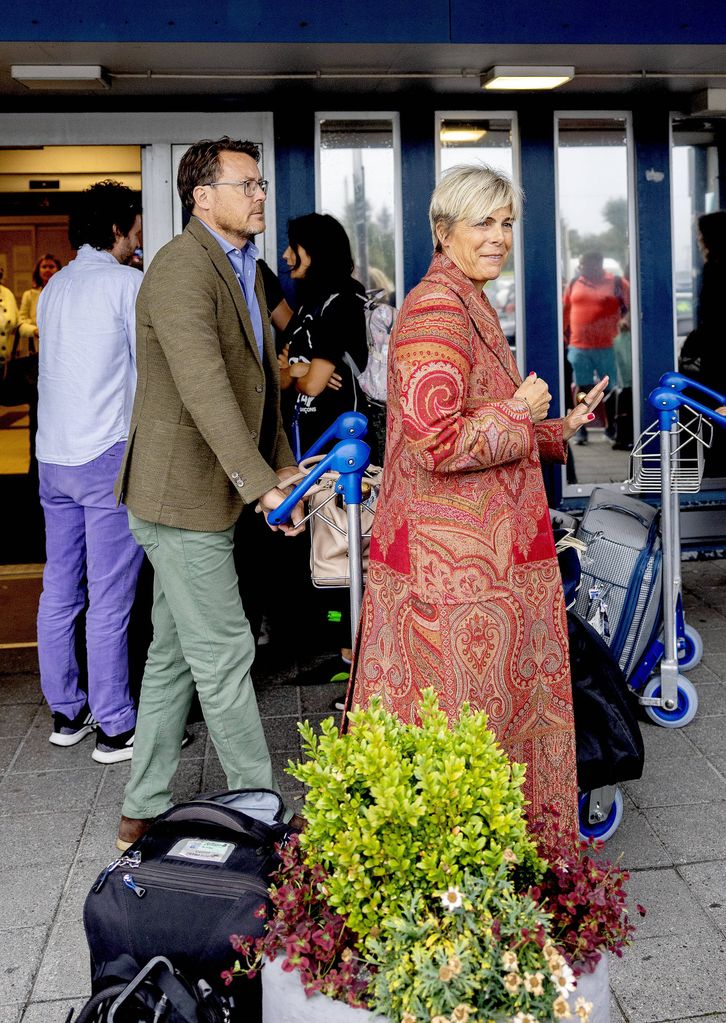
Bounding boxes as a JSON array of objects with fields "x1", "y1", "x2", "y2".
[{"x1": 202, "y1": 178, "x2": 269, "y2": 197}]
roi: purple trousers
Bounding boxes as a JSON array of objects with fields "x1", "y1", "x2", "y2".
[{"x1": 37, "y1": 442, "x2": 144, "y2": 735}]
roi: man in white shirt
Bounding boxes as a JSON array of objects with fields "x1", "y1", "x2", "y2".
[{"x1": 36, "y1": 180, "x2": 145, "y2": 763}]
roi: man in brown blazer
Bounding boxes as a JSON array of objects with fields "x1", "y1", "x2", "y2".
[{"x1": 115, "y1": 137, "x2": 303, "y2": 851}]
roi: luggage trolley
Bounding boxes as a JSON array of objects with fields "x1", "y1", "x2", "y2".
[
  {"x1": 627, "y1": 372, "x2": 726, "y2": 727},
  {"x1": 268, "y1": 412, "x2": 372, "y2": 651}
]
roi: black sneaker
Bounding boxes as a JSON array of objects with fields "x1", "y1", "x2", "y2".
[
  {"x1": 49, "y1": 704, "x2": 97, "y2": 747},
  {"x1": 92, "y1": 726, "x2": 193, "y2": 765},
  {"x1": 92, "y1": 726, "x2": 135, "y2": 764}
]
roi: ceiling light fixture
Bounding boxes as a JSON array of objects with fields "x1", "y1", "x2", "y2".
[
  {"x1": 440, "y1": 125, "x2": 488, "y2": 143},
  {"x1": 10, "y1": 65, "x2": 110, "y2": 90},
  {"x1": 481, "y1": 66, "x2": 574, "y2": 91}
]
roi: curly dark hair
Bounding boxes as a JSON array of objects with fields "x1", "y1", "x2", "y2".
[
  {"x1": 177, "y1": 137, "x2": 261, "y2": 213},
  {"x1": 32, "y1": 253, "x2": 62, "y2": 288},
  {"x1": 68, "y1": 180, "x2": 141, "y2": 252}
]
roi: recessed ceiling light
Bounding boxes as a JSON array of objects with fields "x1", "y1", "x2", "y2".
[
  {"x1": 481, "y1": 66, "x2": 574, "y2": 91},
  {"x1": 10, "y1": 65, "x2": 110, "y2": 90},
  {"x1": 440, "y1": 126, "x2": 488, "y2": 143}
]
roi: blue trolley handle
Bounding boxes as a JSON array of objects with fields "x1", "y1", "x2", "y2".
[
  {"x1": 268, "y1": 437, "x2": 372, "y2": 651},
  {"x1": 300, "y1": 411, "x2": 370, "y2": 461},
  {"x1": 651, "y1": 372, "x2": 726, "y2": 429},
  {"x1": 267, "y1": 438, "x2": 372, "y2": 527}
]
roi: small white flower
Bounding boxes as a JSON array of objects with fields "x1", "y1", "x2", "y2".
[
  {"x1": 440, "y1": 886, "x2": 463, "y2": 911},
  {"x1": 501, "y1": 949, "x2": 520, "y2": 973},
  {"x1": 552, "y1": 963, "x2": 577, "y2": 994},
  {"x1": 574, "y1": 997, "x2": 593, "y2": 1021},
  {"x1": 512, "y1": 1013, "x2": 538, "y2": 1023}
]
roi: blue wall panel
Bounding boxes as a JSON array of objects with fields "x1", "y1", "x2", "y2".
[
  {"x1": 4, "y1": 0, "x2": 449, "y2": 43},
  {"x1": 400, "y1": 109, "x2": 437, "y2": 295},
  {"x1": 450, "y1": 0, "x2": 726, "y2": 43},
  {"x1": 633, "y1": 110, "x2": 675, "y2": 415},
  {"x1": 272, "y1": 109, "x2": 316, "y2": 302},
  {"x1": 518, "y1": 108, "x2": 563, "y2": 505}
]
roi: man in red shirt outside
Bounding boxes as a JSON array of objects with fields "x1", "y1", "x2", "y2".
[{"x1": 564, "y1": 251, "x2": 629, "y2": 445}]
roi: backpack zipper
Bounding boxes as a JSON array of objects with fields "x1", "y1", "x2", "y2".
[{"x1": 123, "y1": 862, "x2": 269, "y2": 900}]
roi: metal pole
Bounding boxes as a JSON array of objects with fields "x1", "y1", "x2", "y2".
[
  {"x1": 659, "y1": 422, "x2": 679, "y2": 709},
  {"x1": 347, "y1": 501, "x2": 364, "y2": 651}
]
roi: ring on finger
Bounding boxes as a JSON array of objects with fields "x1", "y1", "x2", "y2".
[{"x1": 580, "y1": 397, "x2": 591, "y2": 409}]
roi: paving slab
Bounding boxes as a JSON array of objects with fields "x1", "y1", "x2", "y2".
[
  {"x1": 609, "y1": 931, "x2": 726, "y2": 1021},
  {"x1": 623, "y1": 867, "x2": 719, "y2": 939},
  {"x1": 0, "y1": 705, "x2": 38, "y2": 739},
  {"x1": 0, "y1": 768, "x2": 102, "y2": 816},
  {"x1": 645, "y1": 802, "x2": 726, "y2": 864},
  {"x1": 0, "y1": 674, "x2": 41, "y2": 705},
  {"x1": 679, "y1": 715, "x2": 726, "y2": 756},
  {"x1": 21, "y1": 1001, "x2": 84, "y2": 1023},
  {"x1": 0, "y1": 812, "x2": 86, "y2": 870},
  {"x1": 75, "y1": 808, "x2": 124, "y2": 862},
  {"x1": 593, "y1": 807, "x2": 674, "y2": 869},
  {"x1": 679, "y1": 861, "x2": 726, "y2": 935},
  {"x1": 0, "y1": 1006, "x2": 22, "y2": 1023},
  {"x1": 0, "y1": 927, "x2": 49, "y2": 1006},
  {"x1": 32, "y1": 860, "x2": 101, "y2": 1002},
  {"x1": 261, "y1": 715, "x2": 303, "y2": 752},
  {"x1": 256, "y1": 684, "x2": 300, "y2": 718},
  {"x1": 11, "y1": 720, "x2": 98, "y2": 773},
  {"x1": 0, "y1": 736, "x2": 23, "y2": 773},
  {"x1": 623, "y1": 754, "x2": 726, "y2": 808},
  {"x1": 0, "y1": 863, "x2": 71, "y2": 930},
  {"x1": 634, "y1": 721, "x2": 699, "y2": 762}
]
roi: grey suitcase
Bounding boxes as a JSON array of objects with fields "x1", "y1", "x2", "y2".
[{"x1": 574, "y1": 488, "x2": 662, "y2": 679}]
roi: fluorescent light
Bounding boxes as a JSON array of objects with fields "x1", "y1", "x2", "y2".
[
  {"x1": 11, "y1": 65, "x2": 110, "y2": 90},
  {"x1": 481, "y1": 66, "x2": 574, "y2": 91},
  {"x1": 440, "y1": 126, "x2": 488, "y2": 144}
]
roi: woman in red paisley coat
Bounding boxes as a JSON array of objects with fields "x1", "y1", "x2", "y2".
[{"x1": 346, "y1": 165, "x2": 608, "y2": 836}]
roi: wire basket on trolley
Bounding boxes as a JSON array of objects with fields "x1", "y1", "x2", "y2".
[{"x1": 628, "y1": 405, "x2": 713, "y2": 493}]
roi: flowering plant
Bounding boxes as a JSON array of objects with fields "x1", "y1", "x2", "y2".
[
  {"x1": 368, "y1": 866, "x2": 594, "y2": 1023},
  {"x1": 221, "y1": 833, "x2": 372, "y2": 1008},
  {"x1": 528, "y1": 812, "x2": 643, "y2": 975}
]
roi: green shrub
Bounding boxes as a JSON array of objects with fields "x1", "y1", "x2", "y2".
[{"x1": 289, "y1": 688, "x2": 543, "y2": 943}]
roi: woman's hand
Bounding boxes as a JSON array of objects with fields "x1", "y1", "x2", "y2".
[
  {"x1": 514, "y1": 373, "x2": 551, "y2": 423},
  {"x1": 277, "y1": 344, "x2": 290, "y2": 373},
  {"x1": 562, "y1": 376, "x2": 609, "y2": 441}
]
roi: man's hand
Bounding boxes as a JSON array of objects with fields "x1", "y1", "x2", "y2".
[
  {"x1": 276, "y1": 465, "x2": 299, "y2": 485},
  {"x1": 256, "y1": 485, "x2": 305, "y2": 536},
  {"x1": 514, "y1": 373, "x2": 552, "y2": 423},
  {"x1": 563, "y1": 376, "x2": 609, "y2": 441}
]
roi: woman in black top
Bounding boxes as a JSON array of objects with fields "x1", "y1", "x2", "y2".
[{"x1": 279, "y1": 213, "x2": 371, "y2": 460}]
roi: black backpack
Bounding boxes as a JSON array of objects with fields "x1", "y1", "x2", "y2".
[
  {"x1": 568, "y1": 612, "x2": 645, "y2": 790},
  {"x1": 67, "y1": 954, "x2": 233, "y2": 1022},
  {"x1": 83, "y1": 790, "x2": 289, "y2": 1015}
]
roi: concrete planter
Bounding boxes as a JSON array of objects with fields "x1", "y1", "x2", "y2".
[{"x1": 262, "y1": 954, "x2": 610, "y2": 1023}]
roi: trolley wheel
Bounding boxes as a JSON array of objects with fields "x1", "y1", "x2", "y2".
[
  {"x1": 578, "y1": 789, "x2": 624, "y2": 843},
  {"x1": 642, "y1": 674, "x2": 698, "y2": 728},
  {"x1": 678, "y1": 624, "x2": 703, "y2": 672}
]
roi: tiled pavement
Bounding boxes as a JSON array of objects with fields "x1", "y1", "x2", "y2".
[{"x1": 0, "y1": 560, "x2": 725, "y2": 1022}]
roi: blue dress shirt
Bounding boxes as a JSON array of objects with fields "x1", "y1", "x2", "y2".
[{"x1": 196, "y1": 218, "x2": 264, "y2": 361}]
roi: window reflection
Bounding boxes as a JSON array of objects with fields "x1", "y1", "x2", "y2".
[
  {"x1": 672, "y1": 120, "x2": 726, "y2": 479},
  {"x1": 557, "y1": 116, "x2": 636, "y2": 488},
  {"x1": 318, "y1": 117, "x2": 398, "y2": 303},
  {"x1": 438, "y1": 116, "x2": 518, "y2": 356}
]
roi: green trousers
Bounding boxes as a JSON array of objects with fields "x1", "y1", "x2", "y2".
[{"x1": 122, "y1": 512, "x2": 276, "y2": 819}]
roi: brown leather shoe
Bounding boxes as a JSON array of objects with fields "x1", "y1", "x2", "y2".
[{"x1": 116, "y1": 815, "x2": 155, "y2": 852}]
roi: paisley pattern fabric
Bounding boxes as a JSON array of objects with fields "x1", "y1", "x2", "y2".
[{"x1": 347, "y1": 252, "x2": 578, "y2": 837}]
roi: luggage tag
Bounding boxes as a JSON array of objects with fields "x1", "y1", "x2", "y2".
[{"x1": 166, "y1": 838, "x2": 236, "y2": 864}]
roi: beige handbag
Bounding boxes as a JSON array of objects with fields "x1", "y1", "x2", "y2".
[{"x1": 285, "y1": 457, "x2": 382, "y2": 588}]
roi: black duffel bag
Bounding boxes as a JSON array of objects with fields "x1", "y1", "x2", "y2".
[
  {"x1": 83, "y1": 790, "x2": 289, "y2": 1010},
  {"x1": 569, "y1": 611, "x2": 645, "y2": 791}
]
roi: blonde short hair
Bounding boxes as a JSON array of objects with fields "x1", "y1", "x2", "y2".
[{"x1": 429, "y1": 163, "x2": 522, "y2": 250}]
